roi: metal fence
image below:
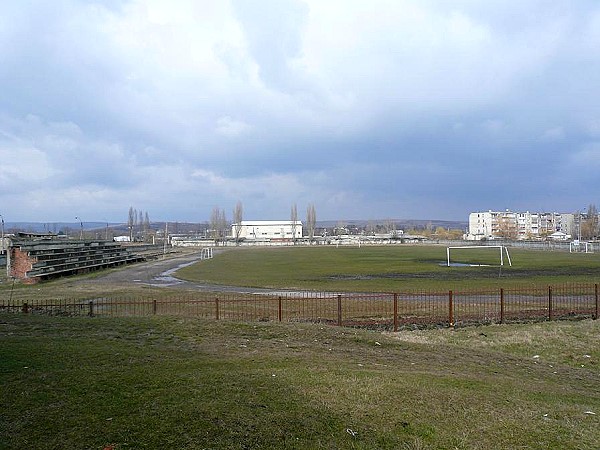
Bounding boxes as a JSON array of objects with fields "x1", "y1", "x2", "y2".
[{"x1": 1, "y1": 283, "x2": 598, "y2": 330}]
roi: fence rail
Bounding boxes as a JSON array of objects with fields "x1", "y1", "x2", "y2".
[{"x1": 1, "y1": 283, "x2": 598, "y2": 330}]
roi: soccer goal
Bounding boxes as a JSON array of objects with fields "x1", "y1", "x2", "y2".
[
  {"x1": 201, "y1": 247, "x2": 213, "y2": 260},
  {"x1": 569, "y1": 241, "x2": 594, "y2": 253},
  {"x1": 446, "y1": 245, "x2": 512, "y2": 267}
]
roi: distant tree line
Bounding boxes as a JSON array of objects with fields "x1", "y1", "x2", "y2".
[{"x1": 205, "y1": 201, "x2": 472, "y2": 241}]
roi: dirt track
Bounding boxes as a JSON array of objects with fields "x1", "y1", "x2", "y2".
[
  {"x1": 85, "y1": 250, "x2": 204, "y2": 285},
  {"x1": 79, "y1": 249, "x2": 280, "y2": 294}
]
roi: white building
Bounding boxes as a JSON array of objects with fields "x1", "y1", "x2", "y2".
[
  {"x1": 231, "y1": 221, "x2": 303, "y2": 241},
  {"x1": 468, "y1": 210, "x2": 575, "y2": 240}
]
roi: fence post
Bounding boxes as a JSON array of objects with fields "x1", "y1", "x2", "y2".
[
  {"x1": 215, "y1": 297, "x2": 220, "y2": 320},
  {"x1": 393, "y1": 293, "x2": 398, "y2": 332},
  {"x1": 153, "y1": 299, "x2": 157, "y2": 315},
  {"x1": 595, "y1": 284, "x2": 598, "y2": 320},
  {"x1": 88, "y1": 300, "x2": 94, "y2": 317},
  {"x1": 500, "y1": 288, "x2": 504, "y2": 324},
  {"x1": 337, "y1": 294, "x2": 342, "y2": 327},
  {"x1": 548, "y1": 286, "x2": 553, "y2": 321},
  {"x1": 278, "y1": 296, "x2": 282, "y2": 322},
  {"x1": 22, "y1": 302, "x2": 28, "y2": 314},
  {"x1": 448, "y1": 290, "x2": 454, "y2": 327}
]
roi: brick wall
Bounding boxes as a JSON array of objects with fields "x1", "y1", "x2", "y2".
[{"x1": 9, "y1": 247, "x2": 38, "y2": 284}]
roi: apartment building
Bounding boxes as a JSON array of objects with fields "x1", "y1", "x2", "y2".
[{"x1": 468, "y1": 210, "x2": 575, "y2": 240}]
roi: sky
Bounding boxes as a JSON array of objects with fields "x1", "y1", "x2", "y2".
[{"x1": 1, "y1": 0, "x2": 600, "y2": 224}]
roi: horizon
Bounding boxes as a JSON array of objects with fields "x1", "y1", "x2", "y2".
[{"x1": 1, "y1": 216, "x2": 469, "y2": 227}]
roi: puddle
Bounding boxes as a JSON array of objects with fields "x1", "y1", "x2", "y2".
[
  {"x1": 441, "y1": 262, "x2": 492, "y2": 267},
  {"x1": 147, "y1": 258, "x2": 203, "y2": 286}
]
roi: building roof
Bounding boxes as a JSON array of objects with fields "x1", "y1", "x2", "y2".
[{"x1": 237, "y1": 220, "x2": 302, "y2": 226}]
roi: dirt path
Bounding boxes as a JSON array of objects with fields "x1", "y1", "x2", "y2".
[
  {"x1": 77, "y1": 250, "x2": 291, "y2": 295},
  {"x1": 85, "y1": 250, "x2": 204, "y2": 286}
]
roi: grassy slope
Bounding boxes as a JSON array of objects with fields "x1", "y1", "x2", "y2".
[
  {"x1": 1, "y1": 314, "x2": 598, "y2": 449},
  {"x1": 176, "y1": 246, "x2": 600, "y2": 291}
]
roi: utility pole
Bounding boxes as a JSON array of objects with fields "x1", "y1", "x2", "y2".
[
  {"x1": 578, "y1": 209, "x2": 584, "y2": 242},
  {"x1": 1, "y1": 214, "x2": 8, "y2": 278},
  {"x1": 75, "y1": 216, "x2": 83, "y2": 240},
  {"x1": 163, "y1": 222, "x2": 168, "y2": 258},
  {"x1": 0, "y1": 214, "x2": 4, "y2": 252}
]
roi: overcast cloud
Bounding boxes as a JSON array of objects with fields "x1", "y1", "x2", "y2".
[{"x1": 1, "y1": 0, "x2": 599, "y2": 223}]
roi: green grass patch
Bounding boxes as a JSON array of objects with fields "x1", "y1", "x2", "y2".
[
  {"x1": 1, "y1": 314, "x2": 598, "y2": 449},
  {"x1": 176, "y1": 246, "x2": 600, "y2": 291}
]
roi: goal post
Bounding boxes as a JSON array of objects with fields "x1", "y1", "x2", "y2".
[
  {"x1": 569, "y1": 241, "x2": 594, "y2": 253},
  {"x1": 447, "y1": 245, "x2": 512, "y2": 267}
]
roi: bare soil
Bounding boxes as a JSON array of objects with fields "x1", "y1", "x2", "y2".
[{"x1": 74, "y1": 250, "x2": 281, "y2": 294}]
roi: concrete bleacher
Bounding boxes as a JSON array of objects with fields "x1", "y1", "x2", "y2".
[{"x1": 8, "y1": 238, "x2": 145, "y2": 283}]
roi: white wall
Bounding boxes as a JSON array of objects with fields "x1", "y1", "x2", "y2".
[{"x1": 232, "y1": 221, "x2": 303, "y2": 240}]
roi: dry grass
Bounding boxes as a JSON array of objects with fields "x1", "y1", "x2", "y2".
[
  {"x1": 1, "y1": 314, "x2": 598, "y2": 449},
  {"x1": 389, "y1": 319, "x2": 600, "y2": 369}
]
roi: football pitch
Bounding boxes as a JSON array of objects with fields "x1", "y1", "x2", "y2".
[{"x1": 176, "y1": 245, "x2": 600, "y2": 292}]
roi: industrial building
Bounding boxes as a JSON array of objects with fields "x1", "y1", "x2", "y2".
[{"x1": 231, "y1": 220, "x2": 303, "y2": 241}]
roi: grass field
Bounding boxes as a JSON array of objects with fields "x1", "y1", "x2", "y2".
[
  {"x1": 1, "y1": 313, "x2": 598, "y2": 449},
  {"x1": 176, "y1": 245, "x2": 600, "y2": 291},
  {"x1": 3, "y1": 245, "x2": 600, "y2": 304}
]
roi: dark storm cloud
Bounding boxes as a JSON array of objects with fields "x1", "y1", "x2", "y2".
[{"x1": 1, "y1": 0, "x2": 600, "y2": 222}]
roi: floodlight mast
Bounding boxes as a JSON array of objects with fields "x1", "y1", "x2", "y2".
[
  {"x1": 0, "y1": 214, "x2": 4, "y2": 252},
  {"x1": 75, "y1": 216, "x2": 83, "y2": 240}
]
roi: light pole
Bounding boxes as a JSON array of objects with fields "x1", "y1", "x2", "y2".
[
  {"x1": 0, "y1": 214, "x2": 4, "y2": 252},
  {"x1": 75, "y1": 216, "x2": 83, "y2": 240},
  {"x1": 578, "y1": 209, "x2": 585, "y2": 242}
]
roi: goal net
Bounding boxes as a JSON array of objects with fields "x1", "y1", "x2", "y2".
[{"x1": 447, "y1": 246, "x2": 512, "y2": 267}]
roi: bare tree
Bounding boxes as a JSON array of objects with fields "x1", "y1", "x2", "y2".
[
  {"x1": 138, "y1": 210, "x2": 144, "y2": 236},
  {"x1": 582, "y1": 204, "x2": 599, "y2": 240},
  {"x1": 132, "y1": 208, "x2": 139, "y2": 241},
  {"x1": 334, "y1": 221, "x2": 346, "y2": 236},
  {"x1": 127, "y1": 206, "x2": 135, "y2": 241},
  {"x1": 590, "y1": 204, "x2": 599, "y2": 238},
  {"x1": 306, "y1": 203, "x2": 316, "y2": 243},
  {"x1": 290, "y1": 203, "x2": 298, "y2": 244},
  {"x1": 434, "y1": 226, "x2": 449, "y2": 240},
  {"x1": 233, "y1": 201, "x2": 243, "y2": 244},
  {"x1": 497, "y1": 215, "x2": 517, "y2": 240},
  {"x1": 366, "y1": 220, "x2": 376, "y2": 235},
  {"x1": 219, "y1": 209, "x2": 228, "y2": 242},
  {"x1": 143, "y1": 211, "x2": 150, "y2": 241},
  {"x1": 383, "y1": 219, "x2": 399, "y2": 238},
  {"x1": 210, "y1": 207, "x2": 220, "y2": 241},
  {"x1": 210, "y1": 207, "x2": 228, "y2": 244}
]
